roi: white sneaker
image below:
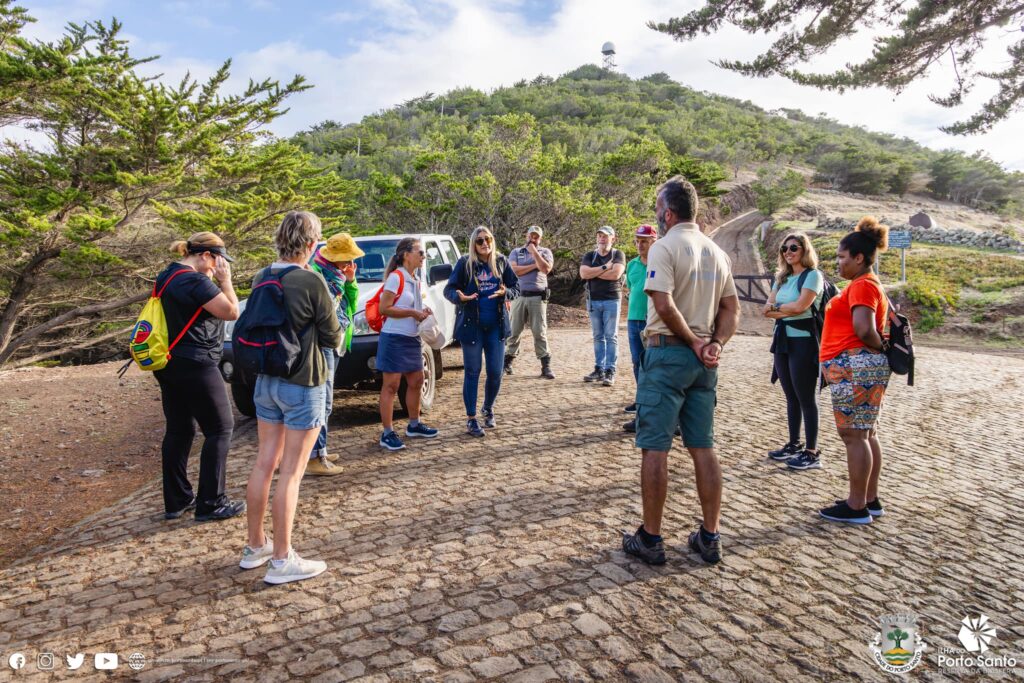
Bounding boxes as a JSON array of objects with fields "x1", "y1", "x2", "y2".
[
  {"x1": 239, "y1": 537, "x2": 274, "y2": 570},
  {"x1": 263, "y1": 549, "x2": 327, "y2": 585}
]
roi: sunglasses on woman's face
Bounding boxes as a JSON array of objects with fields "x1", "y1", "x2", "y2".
[
  {"x1": 475, "y1": 236, "x2": 493, "y2": 246},
  {"x1": 780, "y1": 244, "x2": 802, "y2": 254}
]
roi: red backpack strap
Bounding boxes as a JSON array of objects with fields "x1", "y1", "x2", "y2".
[
  {"x1": 158, "y1": 267, "x2": 205, "y2": 354},
  {"x1": 395, "y1": 269, "x2": 405, "y2": 300},
  {"x1": 155, "y1": 267, "x2": 193, "y2": 298}
]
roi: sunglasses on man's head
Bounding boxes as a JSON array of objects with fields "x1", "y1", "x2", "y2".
[
  {"x1": 780, "y1": 244, "x2": 802, "y2": 253},
  {"x1": 475, "y1": 236, "x2": 493, "y2": 245}
]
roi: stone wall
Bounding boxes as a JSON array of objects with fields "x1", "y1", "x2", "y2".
[{"x1": 815, "y1": 216, "x2": 1024, "y2": 253}]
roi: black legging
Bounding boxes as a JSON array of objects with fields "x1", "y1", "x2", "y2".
[
  {"x1": 773, "y1": 337, "x2": 820, "y2": 450},
  {"x1": 154, "y1": 357, "x2": 233, "y2": 514}
]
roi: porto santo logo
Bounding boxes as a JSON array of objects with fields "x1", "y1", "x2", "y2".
[
  {"x1": 958, "y1": 615, "x2": 996, "y2": 653},
  {"x1": 869, "y1": 614, "x2": 927, "y2": 674}
]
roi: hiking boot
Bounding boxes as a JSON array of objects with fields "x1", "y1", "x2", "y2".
[
  {"x1": 195, "y1": 499, "x2": 246, "y2": 522},
  {"x1": 406, "y1": 422, "x2": 439, "y2": 439},
  {"x1": 481, "y1": 410, "x2": 496, "y2": 429},
  {"x1": 688, "y1": 526, "x2": 722, "y2": 564},
  {"x1": 263, "y1": 549, "x2": 327, "y2": 585},
  {"x1": 466, "y1": 418, "x2": 485, "y2": 438},
  {"x1": 540, "y1": 356, "x2": 555, "y2": 380},
  {"x1": 239, "y1": 537, "x2": 274, "y2": 570},
  {"x1": 379, "y1": 431, "x2": 405, "y2": 451},
  {"x1": 786, "y1": 449, "x2": 821, "y2": 471},
  {"x1": 819, "y1": 500, "x2": 872, "y2": 525},
  {"x1": 623, "y1": 418, "x2": 636, "y2": 433},
  {"x1": 503, "y1": 355, "x2": 514, "y2": 375},
  {"x1": 768, "y1": 442, "x2": 803, "y2": 461},
  {"x1": 622, "y1": 527, "x2": 666, "y2": 565},
  {"x1": 836, "y1": 497, "x2": 885, "y2": 517},
  {"x1": 624, "y1": 402, "x2": 637, "y2": 413},
  {"x1": 305, "y1": 455, "x2": 344, "y2": 476},
  {"x1": 164, "y1": 496, "x2": 196, "y2": 520},
  {"x1": 601, "y1": 369, "x2": 616, "y2": 386},
  {"x1": 583, "y1": 366, "x2": 603, "y2": 382}
]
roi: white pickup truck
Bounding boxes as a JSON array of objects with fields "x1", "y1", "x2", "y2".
[{"x1": 221, "y1": 234, "x2": 461, "y2": 416}]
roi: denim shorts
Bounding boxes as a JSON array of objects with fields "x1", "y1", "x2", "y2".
[
  {"x1": 634, "y1": 345, "x2": 717, "y2": 450},
  {"x1": 254, "y1": 374, "x2": 326, "y2": 431}
]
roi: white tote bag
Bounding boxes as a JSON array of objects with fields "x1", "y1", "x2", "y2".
[{"x1": 417, "y1": 314, "x2": 447, "y2": 350}]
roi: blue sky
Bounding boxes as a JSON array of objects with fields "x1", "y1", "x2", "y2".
[{"x1": 16, "y1": 0, "x2": 1024, "y2": 170}]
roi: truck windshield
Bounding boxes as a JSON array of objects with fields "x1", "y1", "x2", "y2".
[{"x1": 353, "y1": 239, "x2": 400, "y2": 283}]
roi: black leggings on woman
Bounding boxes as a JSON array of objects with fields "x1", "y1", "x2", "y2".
[
  {"x1": 154, "y1": 356, "x2": 233, "y2": 514},
  {"x1": 773, "y1": 337, "x2": 820, "y2": 450}
]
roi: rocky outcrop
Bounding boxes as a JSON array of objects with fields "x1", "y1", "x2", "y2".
[{"x1": 815, "y1": 216, "x2": 1024, "y2": 253}]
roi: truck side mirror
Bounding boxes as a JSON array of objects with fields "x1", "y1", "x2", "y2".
[{"x1": 428, "y1": 263, "x2": 453, "y2": 285}]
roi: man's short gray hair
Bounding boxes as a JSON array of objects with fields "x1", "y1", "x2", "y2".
[
  {"x1": 658, "y1": 176, "x2": 699, "y2": 223},
  {"x1": 274, "y1": 211, "x2": 322, "y2": 260}
]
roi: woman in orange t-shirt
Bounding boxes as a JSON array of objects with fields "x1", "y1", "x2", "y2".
[{"x1": 818, "y1": 217, "x2": 891, "y2": 526}]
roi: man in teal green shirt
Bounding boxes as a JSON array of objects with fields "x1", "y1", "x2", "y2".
[{"x1": 623, "y1": 224, "x2": 657, "y2": 431}]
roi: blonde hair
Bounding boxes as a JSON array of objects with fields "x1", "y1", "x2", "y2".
[
  {"x1": 775, "y1": 232, "x2": 819, "y2": 285},
  {"x1": 169, "y1": 232, "x2": 224, "y2": 257},
  {"x1": 273, "y1": 211, "x2": 322, "y2": 260},
  {"x1": 466, "y1": 226, "x2": 499, "y2": 278}
]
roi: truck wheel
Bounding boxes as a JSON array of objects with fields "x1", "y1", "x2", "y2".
[
  {"x1": 399, "y1": 343, "x2": 437, "y2": 415},
  {"x1": 231, "y1": 378, "x2": 257, "y2": 418}
]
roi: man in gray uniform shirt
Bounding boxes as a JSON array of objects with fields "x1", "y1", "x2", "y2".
[{"x1": 505, "y1": 225, "x2": 555, "y2": 379}]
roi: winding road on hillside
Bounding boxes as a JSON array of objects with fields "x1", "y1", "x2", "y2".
[{"x1": 710, "y1": 209, "x2": 775, "y2": 335}]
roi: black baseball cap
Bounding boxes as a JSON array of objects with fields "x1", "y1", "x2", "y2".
[{"x1": 188, "y1": 244, "x2": 235, "y2": 262}]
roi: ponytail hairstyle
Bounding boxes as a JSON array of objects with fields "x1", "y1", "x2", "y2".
[
  {"x1": 466, "y1": 226, "x2": 499, "y2": 278},
  {"x1": 384, "y1": 237, "x2": 421, "y2": 279},
  {"x1": 839, "y1": 216, "x2": 889, "y2": 268},
  {"x1": 774, "y1": 231, "x2": 819, "y2": 285},
  {"x1": 169, "y1": 232, "x2": 225, "y2": 258}
]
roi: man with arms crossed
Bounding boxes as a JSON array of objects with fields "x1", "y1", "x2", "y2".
[
  {"x1": 505, "y1": 226, "x2": 555, "y2": 379},
  {"x1": 622, "y1": 176, "x2": 739, "y2": 565}
]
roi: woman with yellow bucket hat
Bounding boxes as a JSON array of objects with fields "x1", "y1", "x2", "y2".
[{"x1": 305, "y1": 233, "x2": 364, "y2": 476}]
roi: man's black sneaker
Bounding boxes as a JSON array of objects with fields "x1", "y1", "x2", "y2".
[
  {"x1": 195, "y1": 499, "x2": 246, "y2": 522},
  {"x1": 835, "y1": 497, "x2": 885, "y2": 517},
  {"x1": 503, "y1": 356, "x2": 514, "y2": 375},
  {"x1": 819, "y1": 501, "x2": 872, "y2": 525},
  {"x1": 688, "y1": 527, "x2": 722, "y2": 564},
  {"x1": 622, "y1": 529, "x2": 666, "y2": 565},
  {"x1": 466, "y1": 418, "x2": 485, "y2": 438},
  {"x1": 624, "y1": 403, "x2": 637, "y2": 413},
  {"x1": 481, "y1": 410, "x2": 496, "y2": 429},
  {"x1": 164, "y1": 496, "x2": 196, "y2": 520},
  {"x1": 786, "y1": 450, "x2": 821, "y2": 471},
  {"x1": 623, "y1": 418, "x2": 636, "y2": 433},
  {"x1": 601, "y1": 369, "x2": 615, "y2": 386},
  {"x1": 583, "y1": 366, "x2": 603, "y2": 382},
  {"x1": 768, "y1": 442, "x2": 803, "y2": 461}
]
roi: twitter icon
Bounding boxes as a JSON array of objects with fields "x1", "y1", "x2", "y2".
[{"x1": 66, "y1": 653, "x2": 85, "y2": 670}]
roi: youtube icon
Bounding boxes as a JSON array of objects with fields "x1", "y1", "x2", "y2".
[{"x1": 94, "y1": 653, "x2": 118, "y2": 670}]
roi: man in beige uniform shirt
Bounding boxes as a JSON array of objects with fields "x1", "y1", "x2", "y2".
[{"x1": 622, "y1": 176, "x2": 739, "y2": 565}]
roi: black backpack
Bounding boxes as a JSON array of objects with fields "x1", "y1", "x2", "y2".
[
  {"x1": 883, "y1": 294, "x2": 915, "y2": 385},
  {"x1": 795, "y1": 268, "x2": 838, "y2": 339},
  {"x1": 232, "y1": 266, "x2": 308, "y2": 378}
]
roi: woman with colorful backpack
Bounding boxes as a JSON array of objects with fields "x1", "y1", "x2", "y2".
[
  {"x1": 444, "y1": 226, "x2": 520, "y2": 437},
  {"x1": 239, "y1": 211, "x2": 342, "y2": 585},
  {"x1": 764, "y1": 232, "x2": 828, "y2": 471},
  {"x1": 376, "y1": 237, "x2": 440, "y2": 451},
  {"x1": 817, "y1": 217, "x2": 891, "y2": 525},
  {"x1": 150, "y1": 232, "x2": 245, "y2": 522}
]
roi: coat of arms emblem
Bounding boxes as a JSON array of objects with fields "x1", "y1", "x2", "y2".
[{"x1": 870, "y1": 614, "x2": 928, "y2": 673}]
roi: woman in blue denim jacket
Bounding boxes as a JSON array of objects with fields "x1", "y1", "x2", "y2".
[{"x1": 444, "y1": 226, "x2": 520, "y2": 437}]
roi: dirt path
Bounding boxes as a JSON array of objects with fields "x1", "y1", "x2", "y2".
[{"x1": 710, "y1": 210, "x2": 774, "y2": 335}]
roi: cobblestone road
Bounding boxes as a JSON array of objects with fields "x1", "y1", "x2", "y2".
[{"x1": 2, "y1": 329, "x2": 1023, "y2": 682}]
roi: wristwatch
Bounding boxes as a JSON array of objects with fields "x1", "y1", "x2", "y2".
[{"x1": 601, "y1": 264, "x2": 608, "y2": 271}]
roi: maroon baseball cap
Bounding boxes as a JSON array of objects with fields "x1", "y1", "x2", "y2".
[{"x1": 634, "y1": 224, "x2": 657, "y2": 238}]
